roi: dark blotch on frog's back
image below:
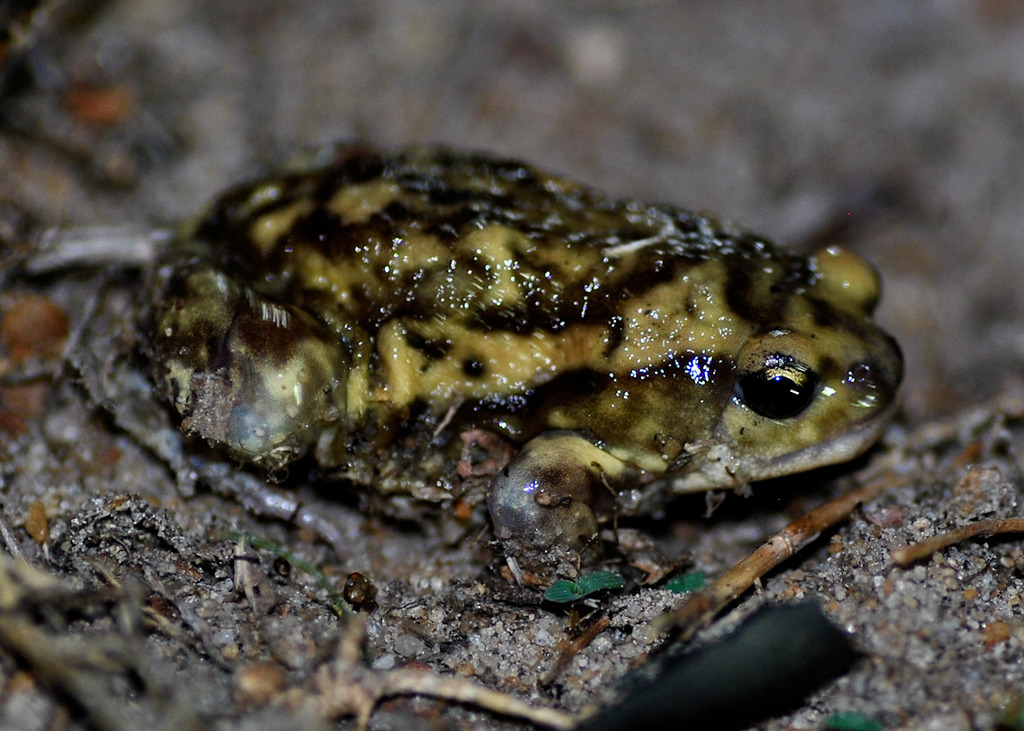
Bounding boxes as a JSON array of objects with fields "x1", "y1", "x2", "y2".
[
  {"x1": 190, "y1": 149, "x2": 823, "y2": 351},
  {"x1": 721, "y1": 242, "x2": 815, "y2": 328}
]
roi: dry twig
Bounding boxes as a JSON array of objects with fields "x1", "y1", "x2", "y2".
[
  {"x1": 294, "y1": 617, "x2": 576, "y2": 730},
  {"x1": 541, "y1": 612, "x2": 611, "y2": 686},
  {"x1": 892, "y1": 517, "x2": 1024, "y2": 567},
  {"x1": 655, "y1": 473, "x2": 908, "y2": 642},
  {"x1": 0, "y1": 554, "x2": 201, "y2": 731}
]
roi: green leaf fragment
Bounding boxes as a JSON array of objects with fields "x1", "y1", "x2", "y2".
[
  {"x1": 824, "y1": 712, "x2": 883, "y2": 731},
  {"x1": 543, "y1": 580, "x2": 585, "y2": 603},
  {"x1": 577, "y1": 571, "x2": 625, "y2": 593},
  {"x1": 664, "y1": 571, "x2": 708, "y2": 594},
  {"x1": 543, "y1": 571, "x2": 624, "y2": 603}
]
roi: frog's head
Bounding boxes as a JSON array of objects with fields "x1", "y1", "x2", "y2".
[{"x1": 673, "y1": 245, "x2": 903, "y2": 492}]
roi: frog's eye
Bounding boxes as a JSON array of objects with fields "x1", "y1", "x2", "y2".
[{"x1": 736, "y1": 353, "x2": 819, "y2": 419}]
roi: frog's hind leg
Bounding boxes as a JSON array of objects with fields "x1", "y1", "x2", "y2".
[{"x1": 486, "y1": 430, "x2": 638, "y2": 580}]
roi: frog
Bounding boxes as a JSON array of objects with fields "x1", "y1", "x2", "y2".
[{"x1": 148, "y1": 146, "x2": 903, "y2": 577}]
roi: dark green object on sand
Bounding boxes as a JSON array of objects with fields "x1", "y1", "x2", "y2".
[{"x1": 578, "y1": 601, "x2": 858, "y2": 731}]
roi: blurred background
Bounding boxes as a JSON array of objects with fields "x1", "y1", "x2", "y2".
[{"x1": 3, "y1": 5, "x2": 1024, "y2": 728}]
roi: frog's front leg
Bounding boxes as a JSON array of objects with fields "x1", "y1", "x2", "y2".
[{"x1": 487, "y1": 431, "x2": 639, "y2": 579}]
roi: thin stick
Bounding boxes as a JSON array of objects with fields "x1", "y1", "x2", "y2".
[
  {"x1": 0, "y1": 504, "x2": 27, "y2": 563},
  {"x1": 307, "y1": 618, "x2": 576, "y2": 730},
  {"x1": 892, "y1": 517, "x2": 1024, "y2": 567},
  {"x1": 655, "y1": 473, "x2": 907, "y2": 641},
  {"x1": 541, "y1": 613, "x2": 611, "y2": 686},
  {"x1": 378, "y1": 670, "x2": 576, "y2": 730}
]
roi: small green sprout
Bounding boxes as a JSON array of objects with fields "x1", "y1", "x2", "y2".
[
  {"x1": 664, "y1": 570, "x2": 707, "y2": 594},
  {"x1": 227, "y1": 530, "x2": 348, "y2": 617},
  {"x1": 543, "y1": 571, "x2": 624, "y2": 603},
  {"x1": 823, "y1": 712, "x2": 883, "y2": 731}
]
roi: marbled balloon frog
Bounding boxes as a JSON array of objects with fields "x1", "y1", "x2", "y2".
[{"x1": 149, "y1": 147, "x2": 902, "y2": 576}]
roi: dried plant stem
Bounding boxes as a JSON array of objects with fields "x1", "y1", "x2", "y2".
[
  {"x1": 892, "y1": 518, "x2": 1024, "y2": 566},
  {"x1": 307, "y1": 618, "x2": 576, "y2": 730},
  {"x1": 373, "y1": 670, "x2": 576, "y2": 730},
  {"x1": 656, "y1": 473, "x2": 907, "y2": 642},
  {"x1": 541, "y1": 613, "x2": 611, "y2": 686}
]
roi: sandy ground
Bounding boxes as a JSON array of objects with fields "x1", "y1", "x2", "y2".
[{"x1": 2, "y1": 2, "x2": 1024, "y2": 729}]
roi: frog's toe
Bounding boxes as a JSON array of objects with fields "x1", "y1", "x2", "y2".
[
  {"x1": 486, "y1": 431, "x2": 632, "y2": 579},
  {"x1": 488, "y1": 456, "x2": 600, "y2": 578}
]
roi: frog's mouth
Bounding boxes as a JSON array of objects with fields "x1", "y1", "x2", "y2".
[
  {"x1": 756, "y1": 400, "x2": 898, "y2": 480},
  {"x1": 669, "y1": 399, "x2": 899, "y2": 495}
]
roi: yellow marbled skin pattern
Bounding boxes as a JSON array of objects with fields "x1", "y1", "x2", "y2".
[{"x1": 150, "y1": 148, "x2": 901, "y2": 565}]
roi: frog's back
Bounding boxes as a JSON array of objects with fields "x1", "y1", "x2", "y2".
[{"x1": 177, "y1": 148, "x2": 808, "y2": 409}]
